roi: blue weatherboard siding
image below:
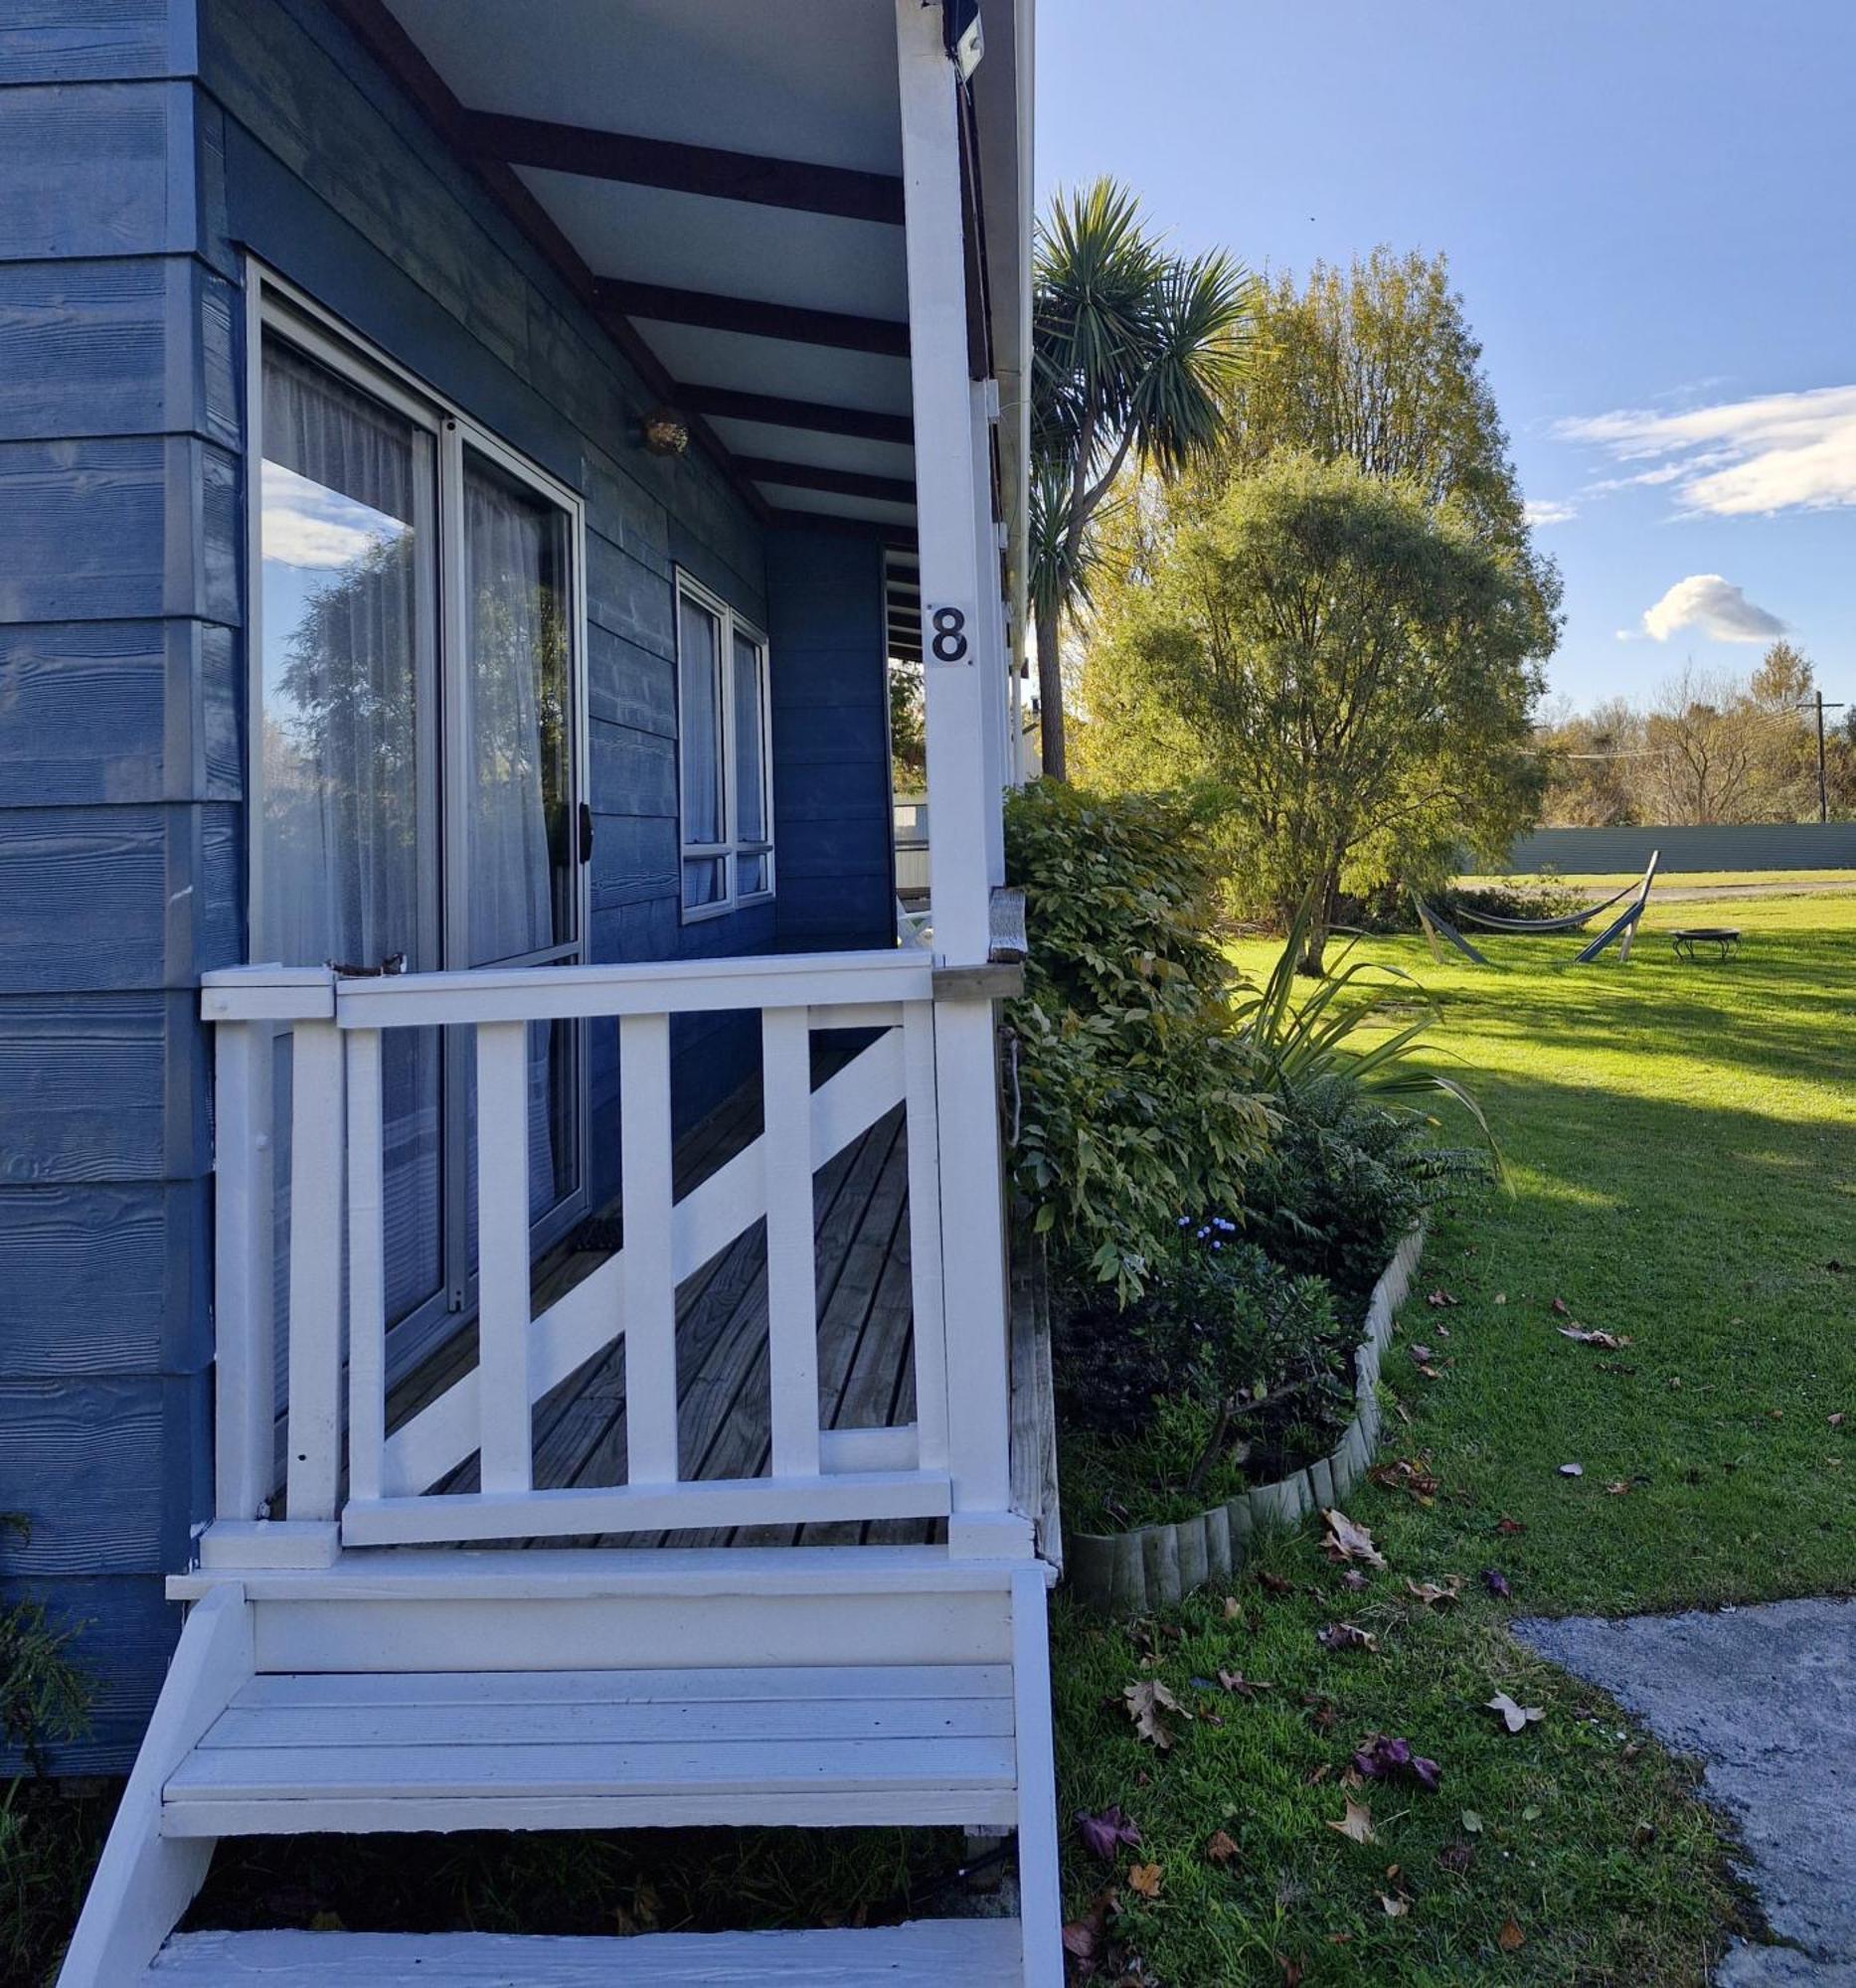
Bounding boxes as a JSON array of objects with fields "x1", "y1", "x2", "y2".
[
  {"x1": 0, "y1": 0, "x2": 895, "y2": 1766},
  {"x1": 768, "y1": 527, "x2": 899, "y2": 954},
  {"x1": 0, "y1": 10, "x2": 230, "y2": 1770}
]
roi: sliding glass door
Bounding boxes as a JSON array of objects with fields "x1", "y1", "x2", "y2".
[{"x1": 253, "y1": 286, "x2": 587, "y2": 1377}]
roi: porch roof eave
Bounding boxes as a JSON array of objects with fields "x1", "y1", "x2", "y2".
[{"x1": 322, "y1": 0, "x2": 1031, "y2": 664}]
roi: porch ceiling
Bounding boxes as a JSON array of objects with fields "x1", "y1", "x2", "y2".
[{"x1": 372, "y1": 0, "x2": 949, "y2": 639}]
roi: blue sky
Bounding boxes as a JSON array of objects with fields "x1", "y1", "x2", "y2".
[{"x1": 1034, "y1": 1, "x2": 1856, "y2": 714}]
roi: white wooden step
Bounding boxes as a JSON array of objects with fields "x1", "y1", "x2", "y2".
[
  {"x1": 160, "y1": 1665, "x2": 1018, "y2": 1836},
  {"x1": 143, "y1": 1921, "x2": 1025, "y2": 1983}
]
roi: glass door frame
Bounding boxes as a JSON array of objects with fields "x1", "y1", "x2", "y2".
[{"x1": 245, "y1": 260, "x2": 592, "y2": 1366}]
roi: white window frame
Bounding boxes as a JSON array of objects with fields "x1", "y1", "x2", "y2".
[
  {"x1": 675, "y1": 569, "x2": 775, "y2": 921},
  {"x1": 244, "y1": 259, "x2": 593, "y2": 1313}
]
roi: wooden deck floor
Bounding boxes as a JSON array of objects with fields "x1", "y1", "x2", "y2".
[{"x1": 383, "y1": 1072, "x2": 934, "y2": 1550}]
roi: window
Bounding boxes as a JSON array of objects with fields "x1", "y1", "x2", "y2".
[
  {"x1": 677, "y1": 573, "x2": 773, "y2": 915},
  {"x1": 249, "y1": 266, "x2": 589, "y2": 1352}
]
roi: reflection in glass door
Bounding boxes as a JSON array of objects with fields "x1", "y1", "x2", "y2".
[{"x1": 253, "y1": 296, "x2": 587, "y2": 1383}]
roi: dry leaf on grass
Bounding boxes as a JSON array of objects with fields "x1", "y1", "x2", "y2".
[
  {"x1": 1326, "y1": 1796, "x2": 1376, "y2": 1844},
  {"x1": 1217, "y1": 1669, "x2": 1273, "y2": 1698},
  {"x1": 1258, "y1": 1571, "x2": 1294, "y2": 1596},
  {"x1": 1485, "y1": 1691, "x2": 1546, "y2": 1734},
  {"x1": 1321, "y1": 1508, "x2": 1388, "y2": 1568},
  {"x1": 1605, "y1": 1480, "x2": 1632, "y2": 1496},
  {"x1": 1076, "y1": 1805, "x2": 1141, "y2": 1860},
  {"x1": 1205, "y1": 1829, "x2": 1240, "y2": 1867},
  {"x1": 1126, "y1": 1862, "x2": 1163, "y2": 1900},
  {"x1": 1557, "y1": 1326, "x2": 1633, "y2": 1349},
  {"x1": 1481, "y1": 1568, "x2": 1513, "y2": 1598},
  {"x1": 1495, "y1": 1514, "x2": 1527, "y2": 1536},
  {"x1": 1342, "y1": 1568, "x2": 1369, "y2": 1591},
  {"x1": 1498, "y1": 1917, "x2": 1526, "y2": 1952},
  {"x1": 1317, "y1": 1621, "x2": 1380, "y2": 1654},
  {"x1": 1379, "y1": 1893, "x2": 1410, "y2": 1917},
  {"x1": 1123, "y1": 1678, "x2": 1182, "y2": 1749},
  {"x1": 1406, "y1": 1574, "x2": 1463, "y2": 1608}
]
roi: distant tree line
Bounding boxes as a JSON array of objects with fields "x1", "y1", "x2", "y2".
[{"x1": 1540, "y1": 641, "x2": 1855, "y2": 826}]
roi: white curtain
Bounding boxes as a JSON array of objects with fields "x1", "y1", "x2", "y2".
[
  {"x1": 258, "y1": 342, "x2": 441, "y2": 1335},
  {"x1": 463, "y1": 456, "x2": 561, "y2": 967}
]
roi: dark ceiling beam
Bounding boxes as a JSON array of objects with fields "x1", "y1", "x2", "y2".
[
  {"x1": 464, "y1": 110, "x2": 906, "y2": 226},
  {"x1": 320, "y1": 0, "x2": 768, "y2": 523},
  {"x1": 597, "y1": 280, "x2": 910, "y2": 357},
  {"x1": 738, "y1": 458, "x2": 916, "y2": 507},
  {"x1": 676, "y1": 383, "x2": 914, "y2": 446},
  {"x1": 766, "y1": 508, "x2": 919, "y2": 555}
]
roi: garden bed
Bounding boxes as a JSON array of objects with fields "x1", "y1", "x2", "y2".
[{"x1": 1062, "y1": 1220, "x2": 1426, "y2": 1612}]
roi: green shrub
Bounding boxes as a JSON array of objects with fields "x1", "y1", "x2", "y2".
[
  {"x1": 1055, "y1": 1237, "x2": 1351, "y2": 1530},
  {"x1": 1005, "y1": 781, "x2": 1270, "y2": 1301}
]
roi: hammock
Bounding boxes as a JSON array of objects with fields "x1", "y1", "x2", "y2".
[
  {"x1": 1414, "y1": 853, "x2": 1661, "y2": 968},
  {"x1": 1448, "y1": 878, "x2": 1638, "y2": 933}
]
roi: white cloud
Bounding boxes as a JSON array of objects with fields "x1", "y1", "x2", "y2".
[
  {"x1": 1559, "y1": 385, "x2": 1856, "y2": 517},
  {"x1": 1523, "y1": 498, "x2": 1578, "y2": 527},
  {"x1": 1640, "y1": 574, "x2": 1786, "y2": 644},
  {"x1": 260, "y1": 461, "x2": 406, "y2": 571}
]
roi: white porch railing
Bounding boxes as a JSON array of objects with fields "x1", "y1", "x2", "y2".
[{"x1": 198, "y1": 948, "x2": 990, "y2": 1561}]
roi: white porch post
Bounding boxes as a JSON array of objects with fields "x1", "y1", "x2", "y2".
[{"x1": 896, "y1": 0, "x2": 1024, "y2": 1554}]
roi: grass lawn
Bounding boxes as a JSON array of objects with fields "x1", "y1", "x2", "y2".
[
  {"x1": 1456, "y1": 868, "x2": 1856, "y2": 892},
  {"x1": 1053, "y1": 890, "x2": 1854, "y2": 1983}
]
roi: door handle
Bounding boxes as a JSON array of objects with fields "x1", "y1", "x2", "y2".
[{"x1": 579, "y1": 801, "x2": 594, "y2": 863}]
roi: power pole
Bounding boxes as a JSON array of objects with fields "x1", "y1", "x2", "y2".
[{"x1": 1813, "y1": 691, "x2": 1849, "y2": 822}]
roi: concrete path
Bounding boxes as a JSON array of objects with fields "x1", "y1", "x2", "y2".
[{"x1": 1516, "y1": 1599, "x2": 1856, "y2": 1986}]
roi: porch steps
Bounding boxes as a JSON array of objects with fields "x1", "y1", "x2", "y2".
[
  {"x1": 160, "y1": 1664, "x2": 1019, "y2": 1836},
  {"x1": 141, "y1": 1921, "x2": 1024, "y2": 1984}
]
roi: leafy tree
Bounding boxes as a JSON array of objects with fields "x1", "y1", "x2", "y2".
[
  {"x1": 1639, "y1": 666, "x2": 1765, "y2": 825},
  {"x1": 888, "y1": 657, "x2": 926, "y2": 794},
  {"x1": 1030, "y1": 180, "x2": 1254, "y2": 780},
  {"x1": 1537, "y1": 696, "x2": 1645, "y2": 826},
  {"x1": 1091, "y1": 454, "x2": 1551, "y2": 973}
]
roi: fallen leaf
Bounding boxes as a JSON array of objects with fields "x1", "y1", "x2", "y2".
[
  {"x1": 1557, "y1": 1326, "x2": 1633, "y2": 1349},
  {"x1": 1498, "y1": 1917, "x2": 1525, "y2": 1952},
  {"x1": 1521, "y1": 1803, "x2": 1543, "y2": 1822},
  {"x1": 1406, "y1": 1574, "x2": 1464, "y2": 1609},
  {"x1": 1495, "y1": 1515, "x2": 1527, "y2": 1536},
  {"x1": 1126, "y1": 1862, "x2": 1163, "y2": 1900},
  {"x1": 1551, "y1": 1297, "x2": 1571, "y2": 1315},
  {"x1": 1205, "y1": 1829, "x2": 1240, "y2": 1866},
  {"x1": 1829, "y1": 1412, "x2": 1844, "y2": 1428},
  {"x1": 1223, "y1": 1594, "x2": 1245, "y2": 1620},
  {"x1": 1218, "y1": 1669, "x2": 1273, "y2": 1698},
  {"x1": 1321, "y1": 1508, "x2": 1388, "y2": 1568},
  {"x1": 1426, "y1": 1288, "x2": 1460, "y2": 1308},
  {"x1": 1484, "y1": 1691, "x2": 1546, "y2": 1734},
  {"x1": 1326, "y1": 1796, "x2": 1376, "y2": 1844},
  {"x1": 1481, "y1": 1568, "x2": 1513, "y2": 1598},
  {"x1": 1317, "y1": 1621, "x2": 1379, "y2": 1654},
  {"x1": 1408, "y1": 1344, "x2": 1436, "y2": 1364},
  {"x1": 1370, "y1": 1457, "x2": 1441, "y2": 1502},
  {"x1": 1062, "y1": 1892, "x2": 1110, "y2": 1965},
  {"x1": 1558, "y1": 1462, "x2": 1584, "y2": 1477},
  {"x1": 1076, "y1": 1805, "x2": 1141, "y2": 1861},
  {"x1": 1605, "y1": 1480, "x2": 1631, "y2": 1496},
  {"x1": 1278, "y1": 1959, "x2": 1305, "y2": 1986},
  {"x1": 1492, "y1": 1291, "x2": 1508, "y2": 1305},
  {"x1": 1123, "y1": 1678, "x2": 1182, "y2": 1750},
  {"x1": 1395, "y1": 1401, "x2": 1415, "y2": 1425},
  {"x1": 1258, "y1": 1571, "x2": 1294, "y2": 1596},
  {"x1": 1460, "y1": 1809, "x2": 1483, "y2": 1833},
  {"x1": 1379, "y1": 1893, "x2": 1410, "y2": 1917}
]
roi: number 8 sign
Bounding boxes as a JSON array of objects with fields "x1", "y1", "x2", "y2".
[{"x1": 925, "y1": 602, "x2": 971, "y2": 665}]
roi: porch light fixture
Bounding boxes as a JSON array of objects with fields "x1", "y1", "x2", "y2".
[{"x1": 640, "y1": 406, "x2": 691, "y2": 456}]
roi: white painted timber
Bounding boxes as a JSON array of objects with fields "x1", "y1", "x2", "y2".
[
  {"x1": 248, "y1": 1588, "x2": 1013, "y2": 1675},
  {"x1": 341, "y1": 1469, "x2": 950, "y2": 1547},
  {"x1": 902, "y1": 1000, "x2": 949, "y2": 1471},
  {"x1": 57, "y1": 1585, "x2": 253, "y2": 1988},
  {"x1": 283, "y1": 1020, "x2": 344, "y2": 1523},
  {"x1": 142, "y1": 1920, "x2": 1025, "y2": 1984},
  {"x1": 199, "y1": 964, "x2": 334, "y2": 1024},
  {"x1": 475, "y1": 1020, "x2": 535, "y2": 1494},
  {"x1": 342, "y1": 1029, "x2": 386, "y2": 1507},
  {"x1": 379, "y1": 1026, "x2": 906, "y2": 1497},
  {"x1": 169, "y1": 1543, "x2": 1022, "y2": 1603},
  {"x1": 230, "y1": 1663, "x2": 1012, "y2": 1706},
  {"x1": 1011, "y1": 1566, "x2": 1065, "y2": 1986},
  {"x1": 331, "y1": 949, "x2": 930, "y2": 1028},
  {"x1": 210, "y1": 1019, "x2": 274, "y2": 1524},
  {"x1": 761, "y1": 1005, "x2": 821, "y2": 1477},
  {"x1": 896, "y1": 0, "x2": 991, "y2": 964}
]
